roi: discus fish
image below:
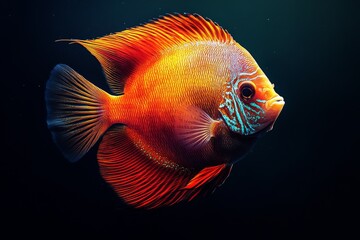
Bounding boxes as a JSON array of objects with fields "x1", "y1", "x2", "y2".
[{"x1": 45, "y1": 13, "x2": 285, "y2": 209}]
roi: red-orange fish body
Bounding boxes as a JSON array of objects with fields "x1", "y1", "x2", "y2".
[
  {"x1": 119, "y1": 43, "x2": 247, "y2": 168},
  {"x1": 45, "y1": 14, "x2": 284, "y2": 208}
]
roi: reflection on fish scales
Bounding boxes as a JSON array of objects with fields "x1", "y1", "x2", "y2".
[{"x1": 45, "y1": 13, "x2": 285, "y2": 209}]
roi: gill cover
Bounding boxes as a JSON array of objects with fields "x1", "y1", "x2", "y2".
[{"x1": 219, "y1": 67, "x2": 284, "y2": 135}]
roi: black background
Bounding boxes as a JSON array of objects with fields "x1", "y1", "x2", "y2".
[{"x1": 5, "y1": 0, "x2": 358, "y2": 239}]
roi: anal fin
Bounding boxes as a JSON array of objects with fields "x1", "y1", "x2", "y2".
[
  {"x1": 98, "y1": 126, "x2": 193, "y2": 209},
  {"x1": 97, "y1": 126, "x2": 233, "y2": 209}
]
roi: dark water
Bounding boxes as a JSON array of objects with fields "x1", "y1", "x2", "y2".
[{"x1": 6, "y1": 0, "x2": 358, "y2": 238}]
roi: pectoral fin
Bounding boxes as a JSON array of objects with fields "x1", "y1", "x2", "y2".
[{"x1": 174, "y1": 106, "x2": 222, "y2": 150}]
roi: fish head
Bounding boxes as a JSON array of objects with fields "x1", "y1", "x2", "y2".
[{"x1": 219, "y1": 66, "x2": 284, "y2": 136}]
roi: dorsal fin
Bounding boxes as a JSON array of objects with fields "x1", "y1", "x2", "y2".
[{"x1": 67, "y1": 13, "x2": 234, "y2": 95}]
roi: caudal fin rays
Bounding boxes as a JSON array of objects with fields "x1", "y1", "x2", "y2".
[{"x1": 45, "y1": 64, "x2": 111, "y2": 162}]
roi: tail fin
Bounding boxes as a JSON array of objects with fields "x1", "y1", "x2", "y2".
[{"x1": 45, "y1": 64, "x2": 111, "y2": 162}]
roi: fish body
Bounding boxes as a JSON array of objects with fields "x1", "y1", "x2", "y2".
[
  {"x1": 45, "y1": 14, "x2": 284, "y2": 208},
  {"x1": 118, "y1": 42, "x2": 259, "y2": 168}
]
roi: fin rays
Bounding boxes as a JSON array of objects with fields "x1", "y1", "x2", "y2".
[
  {"x1": 45, "y1": 64, "x2": 111, "y2": 162},
  {"x1": 97, "y1": 126, "x2": 233, "y2": 209},
  {"x1": 67, "y1": 13, "x2": 233, "y2": 95}
]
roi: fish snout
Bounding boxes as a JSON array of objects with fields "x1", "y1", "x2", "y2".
[
  {"x1": 265, "y1": 95, "x2": 285, "y2": 110},
  {"x1": 264, "y1": 95, "x2": 285, "y2": 131}
]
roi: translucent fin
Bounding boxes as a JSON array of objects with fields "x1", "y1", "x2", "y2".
[
  {"x1": 45, "y1": 64, "x2": 111, "y2": 162},
  {"x1": 175, "y1": 106, "x2": 222, "y2": 149}
]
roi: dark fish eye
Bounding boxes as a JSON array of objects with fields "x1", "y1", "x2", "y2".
[{"x1": 240, "y1": 83, "x2": 255, "y2": 100}]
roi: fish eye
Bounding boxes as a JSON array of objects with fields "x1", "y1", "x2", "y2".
[{"x1": 240, "y1": 82, "x2": 255, "y2": 100}]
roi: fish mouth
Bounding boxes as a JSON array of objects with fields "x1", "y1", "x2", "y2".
[
  {"x1": 265, "y1": 95, "x2": 285, "y2": 110},
  {"x1": 265, "y1": 95, "x2": 285, "y2": 132}
]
